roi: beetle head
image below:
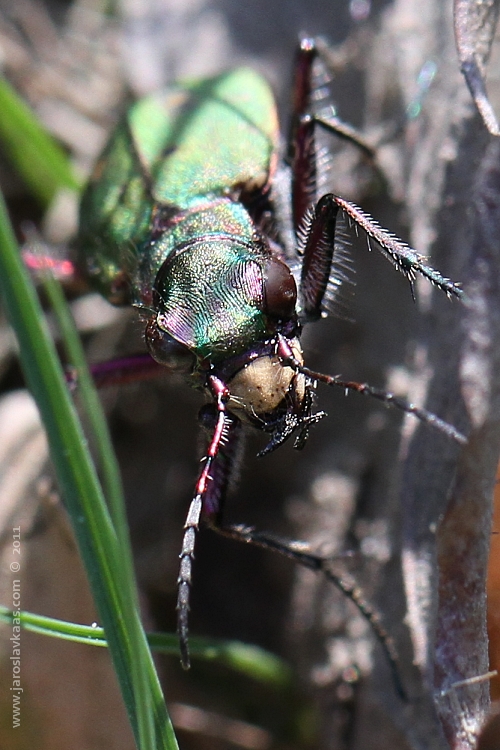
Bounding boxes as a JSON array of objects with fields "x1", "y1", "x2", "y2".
[
  {"x1": 145, "y1": 235, "x2": 298, "y2": 365},
  {"x1": 144, "y1": 235, "x2": 320, "y2": 446}
]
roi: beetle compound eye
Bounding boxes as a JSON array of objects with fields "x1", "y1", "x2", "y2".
[
  {"x1": 262, "y1": 258, "x2": 297, "y2": 319},
  {"x1": 145, "y1": 318, "x2": 195, "y2": 373}
]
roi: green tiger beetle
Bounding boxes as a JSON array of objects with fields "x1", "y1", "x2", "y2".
[{"x1": 33, "y1": 38, "x2": 465, "y2": 689}]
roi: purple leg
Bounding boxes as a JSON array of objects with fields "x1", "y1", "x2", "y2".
[
  {"x1": 22, "y1": 248, "x2": 165, "y2": 390},
  {"x1": 289, "y1": 38, "x2": 375, "y2": 234},
  {"x1": 288, "y1": 38, "x2": 316, "y2": 158},
  {"x1": 65, "y1": 353, "x2": 163, "y2": 392},
  {"x1": 289, "y1": 39, "x2": 318, "y2": 234},
  {"x1": 86, "y1": 354, "x2": 162, "y2": 388}
]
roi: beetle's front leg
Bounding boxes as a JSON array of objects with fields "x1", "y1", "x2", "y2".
[
  {"x1": 177, "y1": 375, "x2": 243, "y2": 668},
  {"x1": 298, "y1": 189, "x2": 463, "y2": 322},
  {"x1": 289, "y1": 40, "x2": 463, "y2": 321}
]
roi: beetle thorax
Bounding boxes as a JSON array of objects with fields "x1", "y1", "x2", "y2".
[{"x1": 152, "y1": 237, "x2": 270, "y2": 361}]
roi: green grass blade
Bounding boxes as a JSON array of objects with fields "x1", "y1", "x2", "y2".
[
  {"x1": 45, "y1": 282, "x2": 161, "y2": 744},
  {"x1": 182, "y1": 638, "x2": 293, "y2": 687},
  {"x1": 46, "y1": 278, "x2": 125, "y2": 524},
  {"x1": 0, "y1": 606, "x2": 107, "y2": 646},
  {"x1": 0, "y1": 191, "x2": 176, "y2": 750},
  {"x1": 41, "y1": 271, "x2": 158, "y2": 749},
  {"x1": 0, "y1": 77, "x2": 80, "y2": 204},
  {"x1": 0, "y1": 606, "x2": 293, "y2": 688}
]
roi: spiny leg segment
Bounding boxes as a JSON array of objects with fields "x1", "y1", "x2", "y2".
[
  {"x1": 289, "y1": 40, "x2": 463, "y2": 322},
  {"x1": 286, "y1": 41, "x2": 465, "y2": 444}
]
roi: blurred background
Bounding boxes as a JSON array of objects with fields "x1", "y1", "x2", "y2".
[{"x1": 0, "y1": 0, "x2": 498, "y2": 748}]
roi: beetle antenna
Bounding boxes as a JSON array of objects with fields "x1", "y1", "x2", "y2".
[
  {"x1": 277, "y1": 335, "x2": 467, "y2": 444},
  {"x1": 177, "y1": 375, "x2": 231, "y2": 668}
]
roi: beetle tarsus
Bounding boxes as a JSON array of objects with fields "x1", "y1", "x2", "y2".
[{"x1": 177, "y1": 577, "x2": 192, "y2": 670}]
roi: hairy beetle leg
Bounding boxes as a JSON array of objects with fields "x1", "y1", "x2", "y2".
[{"x1": 289, "y1": 40, "x2": 463, "y2": 321}]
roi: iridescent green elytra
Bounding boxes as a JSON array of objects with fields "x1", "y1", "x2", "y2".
[{"x1": 77, "y1": 68, "x2": 289, "y2": 364}]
